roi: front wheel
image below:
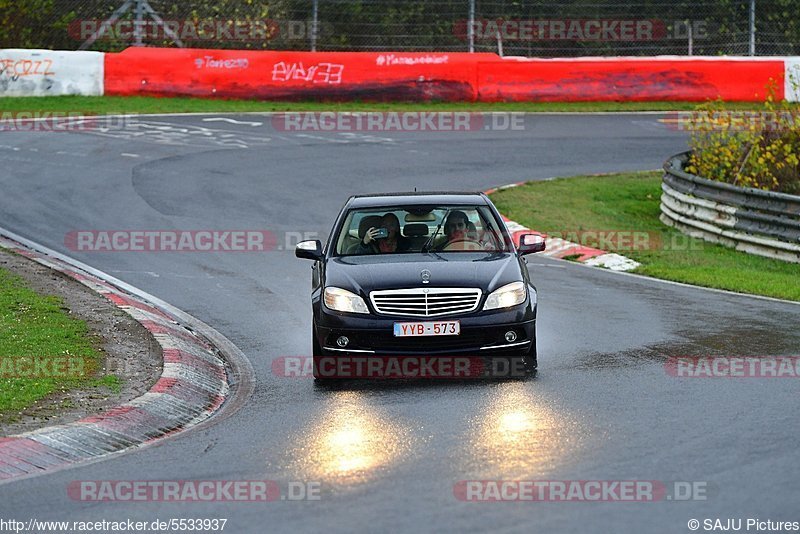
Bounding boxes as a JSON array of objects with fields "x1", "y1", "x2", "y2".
[
  {"x1": 523, "y1": 336, "x2": 538, "y2": 376},
  {"x1": 311, "y1": 329, "x2": 330, "y2": 383}
]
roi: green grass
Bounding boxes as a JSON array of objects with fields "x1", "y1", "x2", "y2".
[
  {"x1": 0, "y1": 261, "x2": 117, "y2": 414},
  {"x1": 490, "y1": 171, "x2": 800, "y2": 302},
  {"x1": 0, "y1": 95, "x2": 772, "y2": 115}
]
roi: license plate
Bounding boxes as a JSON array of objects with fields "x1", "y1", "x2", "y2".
[{"x1": 393, "y1": 321, "x2": 460, "y2": 337}]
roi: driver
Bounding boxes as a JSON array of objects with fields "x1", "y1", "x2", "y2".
[
  {"x1": 442, "y1": 210, "x2": 470, "y2": 245},
  {"x1": 438, "y1": 211, "x2": 493, "y2": 251}
]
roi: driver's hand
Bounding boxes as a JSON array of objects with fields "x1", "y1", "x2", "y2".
[{"x1": 363, "y1": 227, "x2": 379, "y2": 245}]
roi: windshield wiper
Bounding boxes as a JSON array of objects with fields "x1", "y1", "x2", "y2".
[{"x1": 421, "y1": 208, "x2": 450, "y2": 253}]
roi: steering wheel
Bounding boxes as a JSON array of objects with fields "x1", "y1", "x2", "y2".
[{"x1": 442, "y1": 239, "x2": 482, "y2": 251}]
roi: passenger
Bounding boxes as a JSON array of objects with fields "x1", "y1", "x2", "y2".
[{"x1": 358, "y1": 213, "x2": 410, "y2": 254}]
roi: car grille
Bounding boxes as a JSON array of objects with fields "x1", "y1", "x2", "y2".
[
  {"x1": 369, "y1": 288, "x2": 482, "y2": 317},
  {"x1": 369, "y1": 330, "x2": 487, "y2": 352}
]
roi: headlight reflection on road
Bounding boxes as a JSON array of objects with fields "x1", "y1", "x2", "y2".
[
  {"x1": 294, "y1": 393, "x2": 410, "y2": 483},
  {"x1": 497, "y1": 409, "x2": 535, "y2": 435},
  {"x1": 326, "y1": 423, "x2": 373, "y2": 473},
  {"x1": 468, "y1": 383, "x2": 578, "y2": 479}
]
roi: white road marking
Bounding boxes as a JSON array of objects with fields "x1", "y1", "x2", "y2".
[
  {"x1": 110, "y1": 270, "x2": 161, "y2": 278},
  {"x1": 338, "y1": 132, "x2": 396, "y2": 144},
  {"x1": 203, "y1": 118, "x2": 263, "y2": 127},
  {"x1": 82, "y1": 121, "x2": 272, "y2": 149},
  {"x1": 528, "y1": 262, "x2": 567, "y2": 268},
  {"x1": 294, "y1": 133, "x2": 350, "y2": 144}
]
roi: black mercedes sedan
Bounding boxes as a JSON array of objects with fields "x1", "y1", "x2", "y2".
[{"x1": 295, "y1": 192, "x2": 545, "y2": 381}]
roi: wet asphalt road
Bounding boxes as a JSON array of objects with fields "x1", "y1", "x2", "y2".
[{"x1": 0, "y1": 113, "x2": 799, "y2": 533}]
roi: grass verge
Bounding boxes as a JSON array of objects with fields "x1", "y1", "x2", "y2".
[
  {"x1": 0, "y1": 95, "x2": 771, "y2": 115},
  {"x1": 0, "y1": 265, "x2": 117, "y2": 414},
  {"x1": 490, "y1": 171, "x2": 800, "y2": 302}
]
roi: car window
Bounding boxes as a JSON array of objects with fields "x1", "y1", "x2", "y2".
[{"x1": 334, "y1": 205, "x2": 510, "y2": 255}]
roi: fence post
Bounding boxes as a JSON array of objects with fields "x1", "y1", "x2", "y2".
[
  {"x1": 134, "y1": 0, "x2": 144, "y2": 46},
  {"x1": 468, "y1": 0, "x2": 475, "y2": 53},
  {"x1": 311, "y1": 0, "x2": 319, "y2": 52},
  {"x1": 749, "y1": 0, "x2": 756, "y2": 56}
]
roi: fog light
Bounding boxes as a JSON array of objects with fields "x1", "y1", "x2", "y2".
[
  {"x1": 504, "y1": 331, "x2": 517, "y2": 343},
  {"x1": 336, "y1": 336, "x2": 350, "y2": 348}
]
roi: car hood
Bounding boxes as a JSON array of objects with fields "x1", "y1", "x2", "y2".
[{"x1": 326, "y1": 253, "x2": 523, "y2": 297}]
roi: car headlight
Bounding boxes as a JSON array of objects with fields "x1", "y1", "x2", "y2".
[
  {"x1": 324, "y1": 287, "x2": 369, "y2": 314},
  {"x1": 483, "y1": 281, "x2": 526, "y2": 310}
]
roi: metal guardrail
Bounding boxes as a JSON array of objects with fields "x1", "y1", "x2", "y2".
[{"x1": 660, "y1": 152, "x2": 800, "y2": 263}]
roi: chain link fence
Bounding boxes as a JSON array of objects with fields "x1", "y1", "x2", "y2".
[{"x1": 2, "y1": 0, "x2": 799, "y2": 56}]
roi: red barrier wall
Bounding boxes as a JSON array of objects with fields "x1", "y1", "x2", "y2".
[
  {"x1": 104, "y1": 48, "x2": 786, "y2": 102},
  {"x1": 104, "y1": 48, "x2": 498, "y2": 101},
  {"x1": 477, "y1": 58, "x2": 785, "y2": 102}
]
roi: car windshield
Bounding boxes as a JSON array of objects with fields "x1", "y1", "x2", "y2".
[{"x1": 334, "y1": 205, "x2": 511, "y2": 255}]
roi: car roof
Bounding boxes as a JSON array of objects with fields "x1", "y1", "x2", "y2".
[{"x1": 347, "y1": 192, "x2": 490, "y2": 209}]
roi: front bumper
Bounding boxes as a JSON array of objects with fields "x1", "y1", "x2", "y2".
[{"x1": 314, "y1": 302, "x2": 536, "y2": 356}]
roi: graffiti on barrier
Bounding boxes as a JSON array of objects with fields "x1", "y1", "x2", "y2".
[
  {"x1": 375, "y1": 54, "x2": 449, "y2": 66},
  {"x1": 0, "y1": 59, "x2": 55, "y2": 82},
  {"x1": 194, "y1": 56, "x2": 250, "y2": 69},
  {"x1": 271, "y1": 61, "x2": 344, "y2": 85}
]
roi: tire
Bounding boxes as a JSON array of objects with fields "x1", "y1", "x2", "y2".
[
  {"x1": 523, "y1": 334, "x2": 538, "y2": 376},
  {"x1": 311, "y1": 328, "x2": 330, "y2": 383}
]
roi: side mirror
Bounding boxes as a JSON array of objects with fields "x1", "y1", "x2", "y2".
[
  {"x1": 517, "y1": 233, "x2": 546, "y2": 255},
  {"x1": 295, "y1": 240, "x2": 324, "y2": 261}
]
